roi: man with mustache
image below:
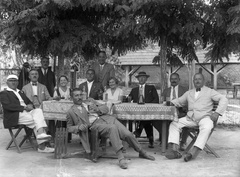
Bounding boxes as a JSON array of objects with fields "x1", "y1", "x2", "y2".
[
  {"x1": 165, "y1": 73, "x2": 228, "y2": 162},
  {"x1": 66, "y1": 88, "x2": 155, "y2": 169},
  {"x1": 153, "y1": 73, "x2": 188, "y2": 150},
  {"x1": 22, "y1": 69, "x2": 53, "y2": 108}
]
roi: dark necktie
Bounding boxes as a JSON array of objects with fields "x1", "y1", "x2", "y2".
[
  {"x1": 196, "y1": 88, "x2": 201, "y2": 92},
  {"x1": 172, "y1": 87, "x2": 176, "y2": 100},
  {"x1": 32, "y1": 83, "x2": 37, "y2": 86},
  {"x1": 44, "y1": 69, "x2": 47, "y2": 75}
]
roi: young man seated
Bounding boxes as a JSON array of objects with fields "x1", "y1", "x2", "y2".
[
  {"x1": 0, "y1": 74, "x2": 54, "y2": 153},
  {"x1": 66, "y1": 88, "x2": 155, "y2": 169}
]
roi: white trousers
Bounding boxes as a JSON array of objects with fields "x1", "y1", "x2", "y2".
[
  {"x1": 18, "y1": 108, "x2": 48, "y2": 145},
  {"x1": 168, "y1": 116, "x2": 214, "y2": 149}
]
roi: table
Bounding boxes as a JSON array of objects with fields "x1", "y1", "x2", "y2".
[
  {"x1": 232, "y1": 83, "x2": 240, "y2": 99},
  {"x1": 42, "y1": 100, "x2": 73, "y2": 140},
  {"x1": 112, "y1": 103, "x2": 178, "y2": 154}
]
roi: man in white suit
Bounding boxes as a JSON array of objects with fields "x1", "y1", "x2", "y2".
[{"x1": 165, "y1": 73, "x2": 228, "y2": 162}]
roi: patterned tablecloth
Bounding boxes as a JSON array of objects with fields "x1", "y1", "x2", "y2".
[
  {"x1": 42, "y1": 100, "x2": 73, "y2": 121},
  {"x1": 112, "y1": 103, "x2": 178, "y2": 121}
]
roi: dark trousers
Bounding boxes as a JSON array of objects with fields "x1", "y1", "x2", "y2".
[{"x1": 136, "y1": 121, "x2": 153, "y2": 139}]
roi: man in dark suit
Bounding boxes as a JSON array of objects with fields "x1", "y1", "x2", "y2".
[
  {"x1": 79, "y1": 69, "x2": 104, "y2": 100},
  {"x1": 91, "y1": 51, "x2": 115, "y2": 88},
  {"x1": 37, "y1": 57, "x2": 56, "y2": 97},
  {"x1": 128, "y1": 71, "x2": 159, "y2": 148},
  {"x1": 154, "y1": 73, "x2": 188, "y2": 150},
  {"x1": 0, "y1": 74, "x2": 54, "y2": 153}
]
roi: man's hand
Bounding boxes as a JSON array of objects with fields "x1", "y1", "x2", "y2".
[
  {"x1": 53, "y1": 96, "x2": 61, "y2": 101},
  {"x1": 88, "y1": 104, "x2": 99, "y2": 112},
  {"x1": 78, "y1": 124, "x2": 88, "y2": 132},
  {"x1": 210, "y1": 112, "x2": 220, "y2": 122},
  {"x1": 25, "y1": 104, "x2": 34, "y2": 112}
]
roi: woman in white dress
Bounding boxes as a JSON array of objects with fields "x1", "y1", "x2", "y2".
[
  {"x1": 105, "y1": 77, "x2": 123, "y2": 102},
  {"x1": 53, "y1": 75, "x2": 71, "y2": 100}
]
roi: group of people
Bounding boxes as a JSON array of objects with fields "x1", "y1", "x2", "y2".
[{"x1": 0, "y1": 50, "x2": 228, "y2": 169}]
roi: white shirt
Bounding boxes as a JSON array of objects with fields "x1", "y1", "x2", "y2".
[
  {"x1": 87, "y1": 81, "x2": 93, "y2": 97},
  {"x1": 195, "y1": 89, "x2": 201, "y2": 99},
  {"x1": 6, "y1": 87, "x2": 26, "y2": 107},
  {"x1": 170, "y1": 85, "x2": 179, "y2": 100},
  {"x1": 31, "y1": 82, "x2": 38, "y2": 95},
  {"x1": 99, "y1": 64, "x2": 105, "y2": 71},
  {"x1": 41, "y1": 68, "x2": 48, "y2": 75},
  {"x1": 105, "y1": 87, "x2": 123, "y2": 101},
  {"x1": 139, "y1": 84, "x2": 145, "y2": 97}
]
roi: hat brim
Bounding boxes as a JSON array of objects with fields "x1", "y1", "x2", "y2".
[{"x1": 135, "y1": 74, "x2": 150, "y2": 78}]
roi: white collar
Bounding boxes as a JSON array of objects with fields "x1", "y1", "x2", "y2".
[{"x1": 6, "y1": 87, "x2": 20, "y2": 92}]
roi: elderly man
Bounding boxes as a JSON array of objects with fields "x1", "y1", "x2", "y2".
[
  {"x1": 37, "y1": 57, "x2": 56, "y2": 97},
  {"x1": 22, "y1": 69, "x2": 53, "y2": 108},
  {"x1": 165, "y1": 73, "x2": 228, "y2": 162},
  {"x1": 128, "y1": 71, "x2": 159, "y2": 148},
  {"x1": 79, "y1": 69, "x2": 103, "y2": 100},
  {"x1": 66, "y1": 88, "x2": 155, "y2": 169},
  {"x1": 0, "y1": 74, "x2": 54, "y2": 153},
  {"x1": 91, "y1": 51, "x2": 115, "y2": 88}
]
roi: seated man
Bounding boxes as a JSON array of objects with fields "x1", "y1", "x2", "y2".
[
  {"x1": 165, "y1": 73, "x2": 228, "y2": 162},
  {"x1": 22, "y1": 69, "x2": 54, "y2": 108},
  {"x1": 79, "y1": 69, "x2": 103, "y2": 100},
  {"x1": 0, "y1": 74, "x2": 54, "y2": 153},
  {"x1": 66, "y1": 88, "x2": 155, "y2": 169}
]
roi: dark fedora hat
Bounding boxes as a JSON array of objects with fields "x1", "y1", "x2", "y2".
[{"x1": 135, "y1": 71, "x2": 150, "y2": 78}]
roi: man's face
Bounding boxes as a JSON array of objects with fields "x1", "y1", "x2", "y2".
[
  {"x1": 29, "y1": 70, "x2": 39, "y2": 82},
  {"x1": 7, "y1": 79, "x2": 18, "y2": 90},
  {"x1": 41, "y1": 59, "x2": 49, "y2": 69},
  {"x1": 170, "y1": 74, "x2": 180, "y2": 87},
  {"x1": 98, "y1": 52, "x2": 106, "y2": 65},
  {"x1": 72, "y1": 90, "x2": 83, "y2": 105},
  {"x1": 193, "y1": 74, "x2": 204, "y2": 88},
  {"x1": 86, "y1": 70, "x2": 95, "y2": 82},
  {"x1": 137, "y1": 76, "x2": 148, "y2": 85}
]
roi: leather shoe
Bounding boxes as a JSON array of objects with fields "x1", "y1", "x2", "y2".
[
  {"x1": 165, "y1": 149, "x2": 182, "y2": 159},
  {"x1": 139, "y1": 151, "x2": 155, "y2": 161},
  {"x1": 184, "y1": 153, "x2": 192, "y2": 162},
  {"x1": 148, "y1": 142, "x2": 154, "y2": 148},
  {"x1": 119, "y1": 158, "x2": 128, "y2": 169},
  {"x1": 148, "y1": 137, "x2": 154, "y2": 148}
]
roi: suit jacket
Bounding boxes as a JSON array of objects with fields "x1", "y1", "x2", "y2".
[
  {"x1": 172, "y1": 86, "x2": 228, "y2": 122},
  {"x1": 162, "y1": 85, "x2": 188, "y2": 118},
  {"x1": 22, "y1": 82, "x2": 51, "y2": 107},
  {"x1": 37, "y1": 68, "x2": 56, "y2": 97},
  {"x1": 129, "y1": 85, "x2": 159, "y2": 103},
  {"x1": 91, "y1": 62, "x2": 115, "y2": 88},
  {"x1": 0, "y1": 90, "x2": 32, "y2": 128},
  {"x1": 79, "y1": 81, "x2": 103, "y2": 100},
  {"x1": 66, "y1": 105, "x2": 91, "y2": 153}
]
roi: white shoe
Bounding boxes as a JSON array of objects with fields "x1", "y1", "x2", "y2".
[
  {"x1": 36, "y1": 133, "x2": 52, "y2": 140},
  {"x1": 38, "y1": 147, "x2": 55, "y2": 153}
]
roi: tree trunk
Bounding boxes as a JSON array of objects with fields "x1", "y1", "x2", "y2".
[
  {"x1": 159, "y1": 35, "x2": 168, "y2": 93},
  {"x1": 56, "y1": 53, "x2": 65, "y2": 79}
]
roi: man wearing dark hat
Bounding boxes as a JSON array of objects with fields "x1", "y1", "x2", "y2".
[
  {"x1": 0, "y1": 74, "x2": 54, "y2": 153},
  {"x1": 128, "y1": 71, "x2": 159, "y2": 148}
]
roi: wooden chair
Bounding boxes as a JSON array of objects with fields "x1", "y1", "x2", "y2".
[
  {"x1": 184, "y1": 101, "x2": 220, "y2": 158},
  {"x1": 6, "y1": 124, "x2": 35, "y2": 153}
]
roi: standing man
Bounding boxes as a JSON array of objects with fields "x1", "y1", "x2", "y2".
[
  {"x1": 159, "y1": 73, "x2": 188, "y2": 150},
  {"x1": 66, "y1": 88, "x2": 155, "y2": 169},
  {"x1": 165, "y1": 73, "x2": 228, "y2": 162},
  {"x1": 37, "y1": 57, "x2": 56, "y2": 97},
  {"x1": 0, "y1": 74, "x2": 54, "y2": 153},
  {"x1": 91, "y1": 51, "x2": 115, "y2": 88},
  {"x1": 22, "y1": 69, "x2": 53, "y2": 108},
  {"x1": 79, "y1": 69, "x2": 103, "y2": 100},
  {"x1": 128, "y1": 71, "x2": 159, "y2": 148}
]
